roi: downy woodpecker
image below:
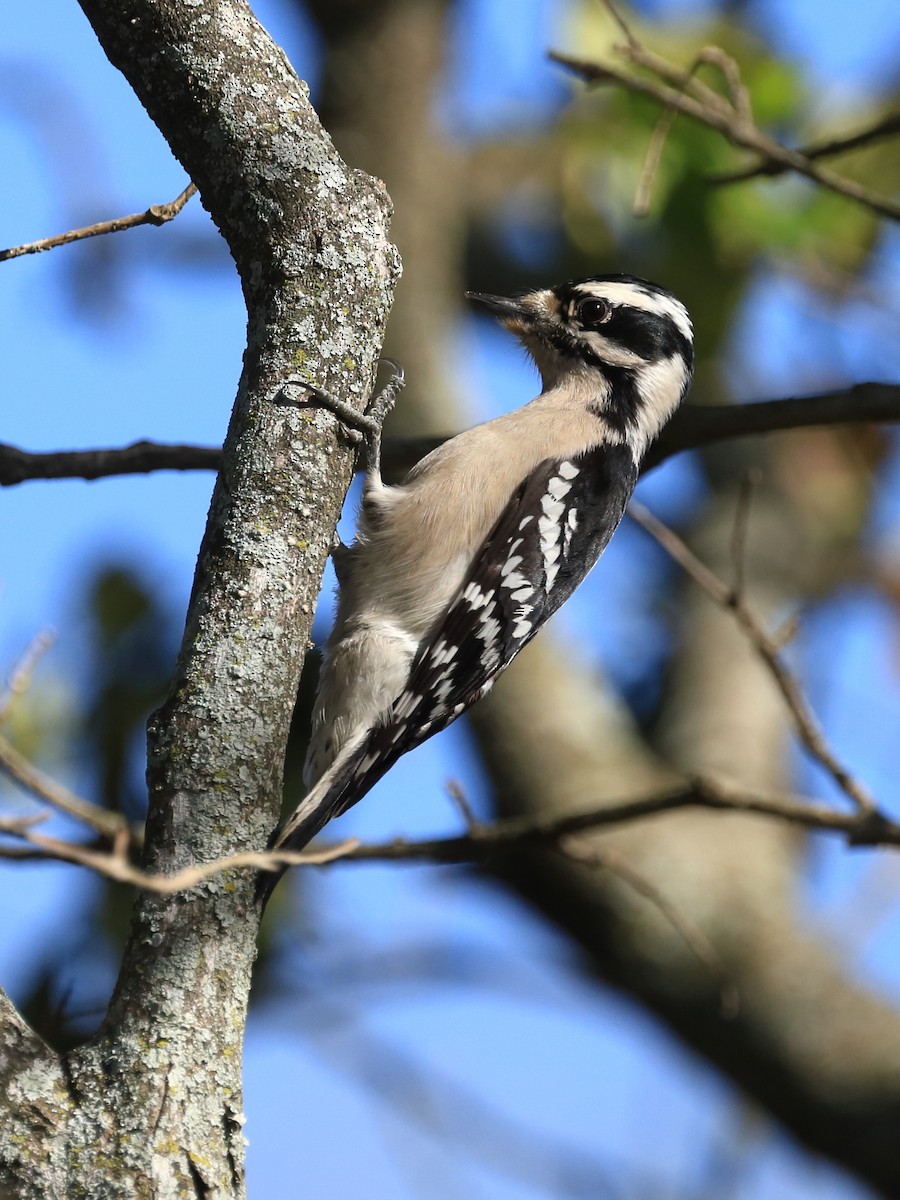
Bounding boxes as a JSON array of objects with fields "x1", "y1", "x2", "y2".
[{"x1": 261, "y1": 275, "x2": 693, "y2": 899}]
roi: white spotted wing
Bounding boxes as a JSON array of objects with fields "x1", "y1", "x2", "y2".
[{"x1": 323, "y1": 441, "x2": 639, "y2": 820}]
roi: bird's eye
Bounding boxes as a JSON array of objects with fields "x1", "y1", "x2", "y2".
[{"x1": 577, "y1": 298, "x2": 611, "y2": 327}]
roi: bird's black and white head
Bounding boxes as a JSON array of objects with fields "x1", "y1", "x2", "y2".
[{"x1": 466, "y1": 274, "x2": 693, "y2": 457}]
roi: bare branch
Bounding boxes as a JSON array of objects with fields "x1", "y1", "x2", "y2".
[
  {"x1": 634, "y1": 44, "x2": 752, "y2": 215},
  {"x1": 0, "y1": 435, "x2": 437, "y2": 486},
  {"x1": 0, "y1": 182, "x2": 197, "y2": 263},
  {"x1": 596, "y1": 0, "x2": 639, "y2": 50},
  {"x1": 0, "y1": 439, "x2": 222, "y2": 486},
  {"x1": 634, "y1": 101, "x2": 679, "y2": 217},
  {"x1": 445, "y1": 778, "x2": 481, "y2": 832},
  {"x1": 0, "y1": 813, "x2": 51, "y2": 834},
  {"x1": 0, "y1": 631, "x2": 55, "y2": 724},
  {"x1": 0, "y1": 983, "x2": 62, "y2": 1082},
  {"x1": 0, "y1": 731, "x2": 136, "y2": 841},
  {"x1": 342, "y1": 779, "x2": 900, "y2": 856},
  {"x1": 647, "y1": 383, "x2": 900, "y2": 467},
  {"x1": 629, "y1": 501, "x2": 877, "y2": 815},
  {"x1": 3, "y1": 384, "x2": 900, "y2": 487},
  {"x1": 550, "y1": 46, "x2": 900, "y2": 222},
  {"x1": 711, "y1": 111, "x2": 900, "y2": 185},
  {"x1": 0, "y1": 819, "x2": 357, "y2": 891},
  {"x1": 5, "y1": 775, "x2": 900, "y2": 896}
]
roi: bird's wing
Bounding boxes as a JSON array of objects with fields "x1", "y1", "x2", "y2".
[{"x1": 311, "y1": 439, "x2": 639, "y2": 822}]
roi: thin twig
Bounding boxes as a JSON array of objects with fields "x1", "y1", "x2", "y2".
[
  {"x1": 4, "y1": 776, "x2": 899, "y2": 893},
  {"x1": 628, "y1": 501, "x2": 877, "y2": 815},
  {"x1": 634, "y1": 104, "x2": 680, "y2": 216},
  {"x1": 0, "y1": 630, "x2": 55, "y2": 723},
  {"x1": 551, "y1": 48, "x2": 900, "y2": 223},
  {"x1": 0, "y1": 731, "x2": 135, "y2": 840},
  {"x1": 617, "y1": 39, "x2": 740, "y2": 116},
  {"x1": 0, "y1": 813, "x2": 51, "y2": 834},
  {"x1": 711, "y1": 112, "x2": 900, "y2": 185},
  {"x1": 560, "y1": 835, "x2": 740, "y2": 1017},
  {"x1": 341, "y1": 777, "x2": 900, "y2": 855},
  {"x1": 446, "y1": 779, "x2": 481, "y2": 832},
  {"x1": 694, "y1": 46, "x2": 754, "y2": 124},
  {"x1": 0, "y1": 824, "x2": 359, "y2": 891},
  {"x1": 0, "y1": 182, "x2": 198, "y2": 263},
  {"x1": 634, "y1": 44, "x2": 753, "y2": 215},
  {"x1": 596, "y1": 0, "x2": 638, "y2": 49},
  {"x1": 770, "y1": 612, "x2": 801, "y2": 653}
]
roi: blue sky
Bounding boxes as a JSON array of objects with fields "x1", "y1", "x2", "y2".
[{"x1": 3, "y1": 1, "x2": 900, "y2": 1197}]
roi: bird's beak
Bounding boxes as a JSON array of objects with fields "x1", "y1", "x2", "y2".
[{"x1": 464, "y1": 292, "x2": 530, "y2": 320}]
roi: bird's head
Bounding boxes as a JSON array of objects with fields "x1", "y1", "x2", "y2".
[{"x1": 466, "y1": 274, "x2": 693, "y2": 452}]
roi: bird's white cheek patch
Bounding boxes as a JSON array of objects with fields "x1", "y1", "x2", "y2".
[
  {"x1": 628, "y1": 353, "x2": 689, "y2": 454},
  {"x1": 583, "y1": 331, "x2": 644, "y2": 368}
]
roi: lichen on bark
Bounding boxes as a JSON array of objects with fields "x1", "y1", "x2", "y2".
[{"x1": 0, "y1": 1, "x2": 399, "y2": 1195}]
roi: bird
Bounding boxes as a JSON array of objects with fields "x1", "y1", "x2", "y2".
[{"x1": 259, "y1": 274, "x2": 693, "y2": 901}]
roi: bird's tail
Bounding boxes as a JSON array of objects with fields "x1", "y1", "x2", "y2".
[{"x1": 255, "y1": 733, "x2": 377, "y2": 908}]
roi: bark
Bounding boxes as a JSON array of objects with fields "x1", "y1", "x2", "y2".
[
  {"x1": 305, "y1": 0, "x2": 465, "y2": 433},
  {"x1": 0, "y1": 0, "x2": 397, "y2": 1195}
]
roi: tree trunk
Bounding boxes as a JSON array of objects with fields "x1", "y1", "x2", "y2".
[{"x1": 0, "y1": 0, "x2": 398, "y2": 1193}]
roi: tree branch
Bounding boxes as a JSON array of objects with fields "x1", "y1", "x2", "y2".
[
  {"x1": 0, "y1": 183, "x2": 197, "y2": 262},
  {"x1": 3, "y1": 383, "x2": 899, "y2": 486},
  {"x1": 5, "y1": 774, "x2": 899, "y2": 896},
  {"x1": 710, "y1": 112, "x2": 900, "y2": 185},
  {"x1": 0, "y1": 0, "x2": 399, "y2": 1193},
  {"x1": 0, "y1": 630, "x2": 54, "y2": 723},
  {"x1": 0, "y1": 731, "x2": 138, "y2": 841},
  {"x1": 0, "y1": 985, "x2": 64, "y2": 1166},
  {"x1": 0, "y1": 439, "x2": 222, "y2": 485},
  {"x1": 628, "y1": 501, "x2": 877, "y2": 814},
  {"x1": 550, "y1": 44, "x2": 900, "y2": 222},
  {"x1": 466, "y1": 610, "x2": 900, "y2": 1196},
  {"x1": 645, "y1": 382, "x2": 900, "y2": 467}
]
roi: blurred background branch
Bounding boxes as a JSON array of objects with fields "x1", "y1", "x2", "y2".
[{"x1": 550, "y1": 18, "x2": 900, "y2": 221}]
